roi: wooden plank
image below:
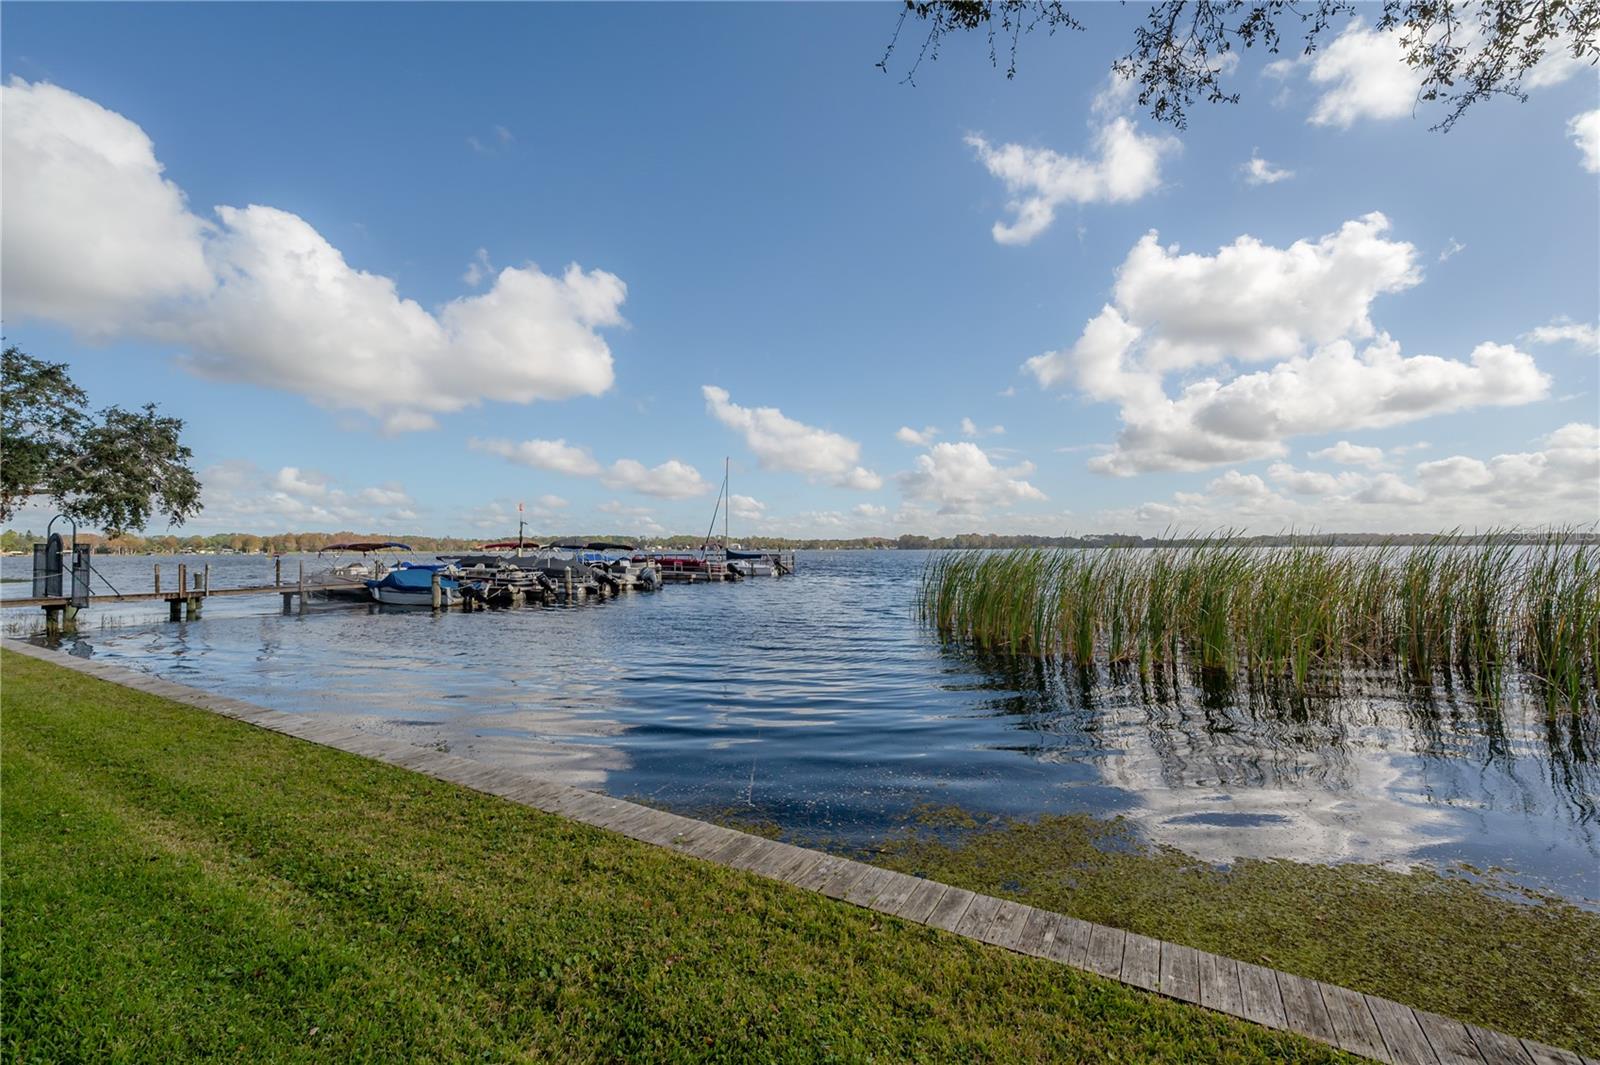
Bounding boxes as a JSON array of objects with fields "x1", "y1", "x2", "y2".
[
  {"x1": 891, "y1": 879, "x2": 949, "y2": 923},
  {"x1": 1463, "y1": 1026, "x2": 1533, "y2": 1065},
  {"x1": 841, "y1": 865, "x2": 897, "y2": 907},
  {"x1": 1277, "y1": 970, "x2": 1337, "y2": 1046},
  {"x1": 627, "y1": 811, "x2": 698, "y2": 847},
  {"x1": 701, "y1": 830, "x2": 761, "y2": 865},
  {"x1": 723, "y1": 837, "x2": 786, "y2": 873},
  {"x1": 1158, "y1": 941, "x2": 1202, "y2": 1004},
  {"x1": 1012, "y1": 906, "x2": 1058, "y2": 957},
  {"x1": 789, "y1": 854, "x2": 849, "y2": 892},
  {"x1": 952, "y1": 892, "x2": 1004, "y2": 940},
  {"x1": 1412, "y1": 1009, "x2": 1488, "y2": 1065},
  {"x1": 1119, "y1": 933, "x2": 1162, "y2": 992},
  {"x1": 1235, "y1": 962, "x2": 1288, "y2": 1031},
  {"x1": 1046, "y1": 915, "x2": 1094, "y2": 969},
  {"x1": 717, "y1": 834, "x2": 774, "y2": 869},
  {"x1": 1083, "y1": 924, "x2": 1127, "y2": 979},
  {"x1": 816, "y1": 860, "x2": 873, "y2": 901},
  {"x1": 1519, "y1": 1041, "x2": 1583, "y2": 1065},
  {"x1": 1366, "y1": 994, "x2": 1440, "y2": 1065},
  {"x1": 923, "y1": 886, "x2": 977, "y2": 933},
  {"x1": 866, "y1": 871, "x2": 922, "y2": 916},
  {"x1": 773, "y1": 847, "x2": 829, "y2": 887},
  {"x1": 1196, "y1": 951, "x2": 1243, "y2": 1017},
  {"x1": 725, "y1": 838, "x2": 789, "y2": 875},
  {"x1": 979, "y1": 899, "x2": 1034, "y2": 950},
  {"x1": 1320, "y1": 982, "x2": 1390, "y2": 1061}
]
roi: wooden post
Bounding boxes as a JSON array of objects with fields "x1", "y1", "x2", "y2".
[
  {"x1": 565, "y1": 567, "x2": 574, "y2": 601},
  {"x1": 282, "y1": 592, "x2": 293, "y2": 614},
  {"x1": 431, "y1": 570, "x2": 441, "y2": 612},
  {"x1": 177, "y1": 563, "x2": 187, "y2": 601},
  {"x1": 169, "y1": 598, "x2": 182, "y2": 622},
  {"x1": 298, "y1": 561, "x2": 307, "y2": 616},
  {"x1": 154, "y1": 563, "x2": 161, "y2": 595},
  {"x1": 203, "y1": 563, "x2": 210, "y2": 596},
  {"x1": 275, "y1": 556, "x2": 282, "y2": 587}
]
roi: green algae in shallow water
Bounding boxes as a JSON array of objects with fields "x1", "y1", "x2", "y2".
[
  {"x1": 868, "y1": 811, "x2": 1600, "y2": 1056},
  {"x1": 920, "y1": 531, "x2": 1600, "y2": 710}
]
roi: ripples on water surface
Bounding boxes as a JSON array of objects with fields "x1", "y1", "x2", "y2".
[{"x1": 6, "y1": 550, "x2": 1596, "y2": 905}]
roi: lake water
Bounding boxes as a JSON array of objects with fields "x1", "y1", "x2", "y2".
[{"x1": 5, "y1": 549, "x2": 1596, "y2": 906}]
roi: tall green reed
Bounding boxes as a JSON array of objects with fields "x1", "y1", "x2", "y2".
[{"x1": 919, "y1": 531, "x2": 1599, "y2": 711}]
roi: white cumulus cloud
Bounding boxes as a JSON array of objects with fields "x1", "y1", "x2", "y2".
[
  {"x1": 1309, "y1": 441, "x2": 1387, "y2": 467},
  {"x1": 1100, "y1": 424, "x2": 1598, "y2": 532},
  {"x1": 965, "y1": 85, "x2": 1179, "y2": 245},
  {"x1": 1307, "y1": 21, "x2": 1423, "y2": 127},
  {"x1": 1287, "y1": 20, "x2": 1589, "y2": 129},
  {"x1": 702, "y1": 385, "x2": 880, "y2": 489},
  {"x1": 195, "y1": 461, "x2": 419, "y2": 531},
  {"x1": 897, "y1": 441, "x2": 1045, "y2": 516},
  {"x1": 1025, "y1": 214, "x2": 1550, "y2": 475},
  {"x1": 1, "y1": 78, "x2": 214, "y2": 330},
  {"x1": 1241, "y1": 152, "x2": 1293, "y2": 185},
  {"x1": 896, "y1": 425, "x2": 939, "y2": 446},
  {"x1": 469, "y1": 438, "x2": 710, "y2": 499},
  {"x1": 0, "y1": 79, "x2": 625, "y2": 431},
  {"x1": 1569, "y1": 109, "x2": 1600, "y2": 173},
  {"x1": 1524, "y1": 315, "x2": 1600, "y2": 354}
]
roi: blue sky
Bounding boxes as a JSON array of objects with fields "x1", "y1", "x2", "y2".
[{"x1": 3, "y1": 3, "x2": 1596, "y2": 538}]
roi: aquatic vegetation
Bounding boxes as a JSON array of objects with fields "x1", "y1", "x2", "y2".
[
  {"x1": 871, "y1": 811, "x2": 1600, "y2": 1055},
  {"x1": 921, "y1": 532, "x2": 1600, "y2": 709}
]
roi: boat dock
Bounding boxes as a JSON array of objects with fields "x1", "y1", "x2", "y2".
[{"x1": 10, "y1": 548, "x2": 799, "y2": 634}]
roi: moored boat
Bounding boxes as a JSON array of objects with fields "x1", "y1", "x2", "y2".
[{"x1": 366, "y1": 564, "x2": 461, "y2": 606}]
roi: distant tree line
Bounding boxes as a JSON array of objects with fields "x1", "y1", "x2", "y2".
[{"x1": 3, "y1": 528, "x2": 1591, "y2": 556}]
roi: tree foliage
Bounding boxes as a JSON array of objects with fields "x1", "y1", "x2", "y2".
[
  {"x1": 881, "y1": 0, "x2": 1599, "y2": 129},
  {"x1": 1, "y1": 345, "x2": 202, "y2": 534}
]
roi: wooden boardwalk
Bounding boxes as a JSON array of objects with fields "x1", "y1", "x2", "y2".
[
  {"x1": 4, "y1": 639, "x2": 1591, "y2": 1065},
  {"x1": 4, "y1": 583, "x2": 347, "y2": 610}
]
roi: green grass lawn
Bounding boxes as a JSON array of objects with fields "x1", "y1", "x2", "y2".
[{"x1": 0, "y1": 650, "x2": 1352, "y2": 1063}]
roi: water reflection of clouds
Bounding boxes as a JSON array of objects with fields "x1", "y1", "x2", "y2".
[{"x1": 968, "y1": 656, "x2": 1599, "y2": 897}]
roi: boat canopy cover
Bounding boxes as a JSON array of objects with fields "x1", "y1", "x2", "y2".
[
  {"x1": 371, "y1": 567, "x2": 456, "y2": 590},
  {"x1": 323, "y1": 541, "x2": 412, "y2": 552},
  {"x1": 725, "y1": 548, "x2": 770, "y2": 559},
  {"x1": 479, "y1": 540, "x2": 539, "y2": 550},
  {"x1": 554, "y1": 541, "x2": 636, "y2": 551}
]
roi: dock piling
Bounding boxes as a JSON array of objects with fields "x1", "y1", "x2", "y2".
[
  {"x1": 298, "y1": 561, "x2": 307, "y2": 616},
  {"x1": 431, "y1": 571, "x2": 442, "y2": 612},
  {"x1": 153, "y1": 563, "x2": 160, "y2": 595},
  {"x1": 275, "y1": 557, "x2": 282, "y2": 588}
]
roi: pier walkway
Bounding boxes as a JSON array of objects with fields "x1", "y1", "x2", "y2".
[{"x1": 4, "y1": 639, "x2": 1588, "y2": 1065}]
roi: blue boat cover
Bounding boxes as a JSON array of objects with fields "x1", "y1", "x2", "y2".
[{"x1": 371, "y1": 568, "x2": 458, "y2": 591}]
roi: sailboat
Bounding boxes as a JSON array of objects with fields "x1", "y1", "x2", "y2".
[{"x1": 710, "y1": 458, "x2": 785, "y2": 577}]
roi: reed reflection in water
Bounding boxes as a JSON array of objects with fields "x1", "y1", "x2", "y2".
[{"x1": 951, "y1": 646, "x2": 1597, "y2": 890}]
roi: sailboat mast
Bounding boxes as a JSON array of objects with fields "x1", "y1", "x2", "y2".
[{"x1": 724, "y1": 457, "x2": 730, "y2": 548}]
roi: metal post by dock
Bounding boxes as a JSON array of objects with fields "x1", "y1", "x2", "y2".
[
  {"x1": 431, "y1": 570, "x2": 441, "y2": 612},
  {"x1": 298, "y1": 561, "x2": 307, "y2": 616},
  {"x1": 171, "y1": 563, "x2": 186, "y2": 622}
]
